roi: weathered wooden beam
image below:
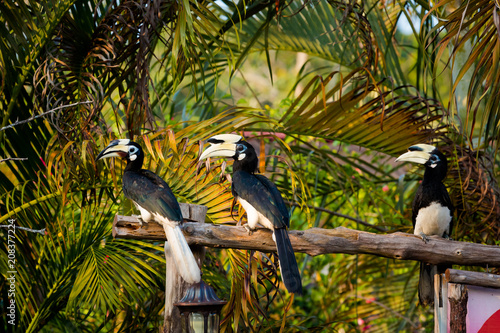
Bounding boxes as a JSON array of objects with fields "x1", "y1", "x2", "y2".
[
  {"x1": 445, "y1": 269, "x2": 500, "y2": 289},
  {"x1": 113, "y1": 214, "x2": 500, "y2": 267}
]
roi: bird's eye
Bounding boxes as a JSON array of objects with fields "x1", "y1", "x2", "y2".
[
  {"x1": 129, "y1": 147, "x2": 138, "y2": 154},
  {"x1": 236, "y1": 145, "x2": 245, "y2": 152},
  {"x1": 430, "y1": 155, "x2": 438, "y2": 162}
]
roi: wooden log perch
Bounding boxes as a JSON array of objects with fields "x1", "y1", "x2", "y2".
[
  {"x1": 113, "y1": 214, "x2": 500, "y2": 267},
  {"x1": 445, "y1": 268, "x2": 500, "y2": 288}
]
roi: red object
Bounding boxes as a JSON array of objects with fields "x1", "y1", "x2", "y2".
[{"x1": 479, "y1": 310, "x2": 500, "y2": 333}]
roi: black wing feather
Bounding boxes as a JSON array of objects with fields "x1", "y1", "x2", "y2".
[
  {"x1": 122, "y1": 169, "x2": 183, "y2": 222},
  {"x1": 232, "y1": 171, "x2": 289, "y2": 228}
]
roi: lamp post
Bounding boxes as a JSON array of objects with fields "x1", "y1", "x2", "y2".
[{"x1": 174, "y1": 279, "x2": 227, "y2": 333}]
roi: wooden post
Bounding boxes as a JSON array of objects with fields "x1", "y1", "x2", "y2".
[
  {"x1": 448, "y1": 283, "x2": 468, "y2": 333},
  {"x1": 434, "y1": 273, "x2": 448, "y2": 333},
  {"x1": 150, "y1": 203, "x2": 208, "y2": 333},
  {"x1": 163, "y1": 246, "x2": 206, "y2": 333}
]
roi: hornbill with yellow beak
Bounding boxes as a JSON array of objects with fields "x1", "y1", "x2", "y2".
[
  {"x1": 396, "y1": 144, "x2": 453, "y2": 306},
  {"x1": 97, "y1": 139, "x2": 201, "y2": 284},
  {"x1": 199, "y1": 134, "x2": 302, "y2": 294}
]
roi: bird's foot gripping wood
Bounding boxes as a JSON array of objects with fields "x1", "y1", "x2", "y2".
[
  {"x1": 419, "y1": 232, "x2": 430, "y2": 243},
  {"x1": 242, "y1": 223, "x2": 256, "y2": 235}
]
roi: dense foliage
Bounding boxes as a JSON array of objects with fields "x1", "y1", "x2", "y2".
[{"x1": 1, "y1": 0, "x2": 499, "y2": 332}]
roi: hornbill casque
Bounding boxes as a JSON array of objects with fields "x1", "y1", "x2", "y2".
[
  {"x1": 97, "y1": 139, "x2": 201, "y2": 284},
  {"x1": 396, "y1": 143, "x2": 453, "y2": 307},
  {"x1": 199, "y1": 134, "x2": 303, "y2": 294}
]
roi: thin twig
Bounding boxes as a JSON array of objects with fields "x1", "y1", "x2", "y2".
[
  {"x1": 0, "y1": 224, "x2": 46, "y2": 235},
  {"x1": 0, "y1": 157, "x2": 28, "y2": 163},
  {"x1": 285, "y1": 200, "x2": 388, "y2": 232},
  {"x1": 0, "y1": 101, "x2": 93, "y2": 132}
]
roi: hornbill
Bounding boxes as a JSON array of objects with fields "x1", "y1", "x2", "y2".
[
  {"x1": 199, "y1": 134, "x2": 302, "y2": 294},
  {"x1": 97, "y1": 139, "x2": 201, "y2": 284},
  {"x1": 396, "y1": 143, "x2": 453, "y2": 306}
]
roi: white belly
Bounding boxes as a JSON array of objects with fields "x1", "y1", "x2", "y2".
[
  {"x1": 414, "y1": 202, "x2": 451, "y2": 237},
  {"x1": 238, "y1": 198, "x2": 275, "y2": 231}
]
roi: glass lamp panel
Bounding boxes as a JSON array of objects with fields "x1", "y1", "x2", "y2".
[
  {"x1": 189, "y1": 312, "x2": 205, "y2": 333},
  {"x1": 208, "y1": 313, "x2": 219, "y2": 332}
]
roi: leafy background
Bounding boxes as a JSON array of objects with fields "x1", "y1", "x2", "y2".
[{"x1": 1, "y1": 0, "x2": 499, "y2": 332}]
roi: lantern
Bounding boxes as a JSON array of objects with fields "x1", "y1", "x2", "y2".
[{"x1": 174, "y1": 280, "x2": 227, "y2": 333}]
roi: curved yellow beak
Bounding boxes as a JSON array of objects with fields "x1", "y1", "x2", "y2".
[
  {"x1": 395, "y1": 144, "x2": 436, "y2": 164},
  {"x1": 96, "y1": 139, "x2": 130, "y2": 160}
]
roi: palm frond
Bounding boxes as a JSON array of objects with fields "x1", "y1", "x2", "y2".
[
  {"x1": 0, "y1": 0, "x2": 75, "y2": 143},
  {"x1": 223, "y1": 0, "x2": 376, "y2": 74},
  {"x1": 442, "y1": 138, "x2": 500, "y2": 243},
  {"x1": 426, "y1": 0, "x2": 500, "y2": 150},
  {"x1": 279, "y1": 70, "x2": 447, "y2": 155},
  {"x1": 0, "y1": 139, "x2": 169, "y2": 332}
]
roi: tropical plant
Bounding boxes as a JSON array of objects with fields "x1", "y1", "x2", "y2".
[{"x1": 1, "y1": 0, "x2": 499, "y2": 332}]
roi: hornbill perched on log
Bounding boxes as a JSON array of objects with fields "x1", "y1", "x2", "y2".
[
  {"x1": 97, "y1": 139, "x2": 201, "y2": 284},
  {"x1": 199, "y1": 134, "x2": 302, "y2": 294},
  {"x1": 396, "y1": 144, "x2": 453, "y2": 307}
]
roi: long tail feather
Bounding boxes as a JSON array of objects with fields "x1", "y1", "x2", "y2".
[
  {"x1": 159, "y1": 218, "x2": 201, "y2": 284},
  {"x1": 419, "y1": 263, "x2": 450, "y2": 307},
  {"x1": 164, "y1": 242, "x2": 176, "y2": 316},
  {"x1": 418, "y1": 262, "x2": 434, "y2": 306},
  {"x1": 274, "y1": 228, "x2": 302, "y2": 294}
]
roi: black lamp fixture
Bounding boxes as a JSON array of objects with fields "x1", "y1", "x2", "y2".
[{"x1": 174, "y1": 279, "x2": 227, "y2": 333}]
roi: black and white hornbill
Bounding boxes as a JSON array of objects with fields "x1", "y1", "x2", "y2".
[
  {"x1": 97, "y1": 139, "x2": 201, "y2": 284},
  {"x1": 199, "y1": 134, "x2": 303, "y2": 294},
  {"x1": 396, "y1": 143, "x2": 453, "y2": 306}
]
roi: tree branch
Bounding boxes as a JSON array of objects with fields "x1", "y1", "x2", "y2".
[
  {"x1": 113, "y1": 215, "x2": 500, "y2": 267},
  {"x1": 0, "y1": 101, "x2": 92, "y2": 132},
  {"x1": 0, "y1": 224, "x2": 46, "y2": 235},
  {"x1": 285, "y1": 200, "x2": 388, "y2": 232},
  {"x1": 0, "y1": 157, "x2": 28, "y2": 163}
]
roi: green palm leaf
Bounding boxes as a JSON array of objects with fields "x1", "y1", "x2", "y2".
[
  {"x1": 426, "y1": 0, "x2": 500, "y2": 149},
  {"x1": 280, "y1": 71, "x2": 446, "y2": 155},
  {"x1": 222, "y1": 0, "x2": 376, "y2": 73}
]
